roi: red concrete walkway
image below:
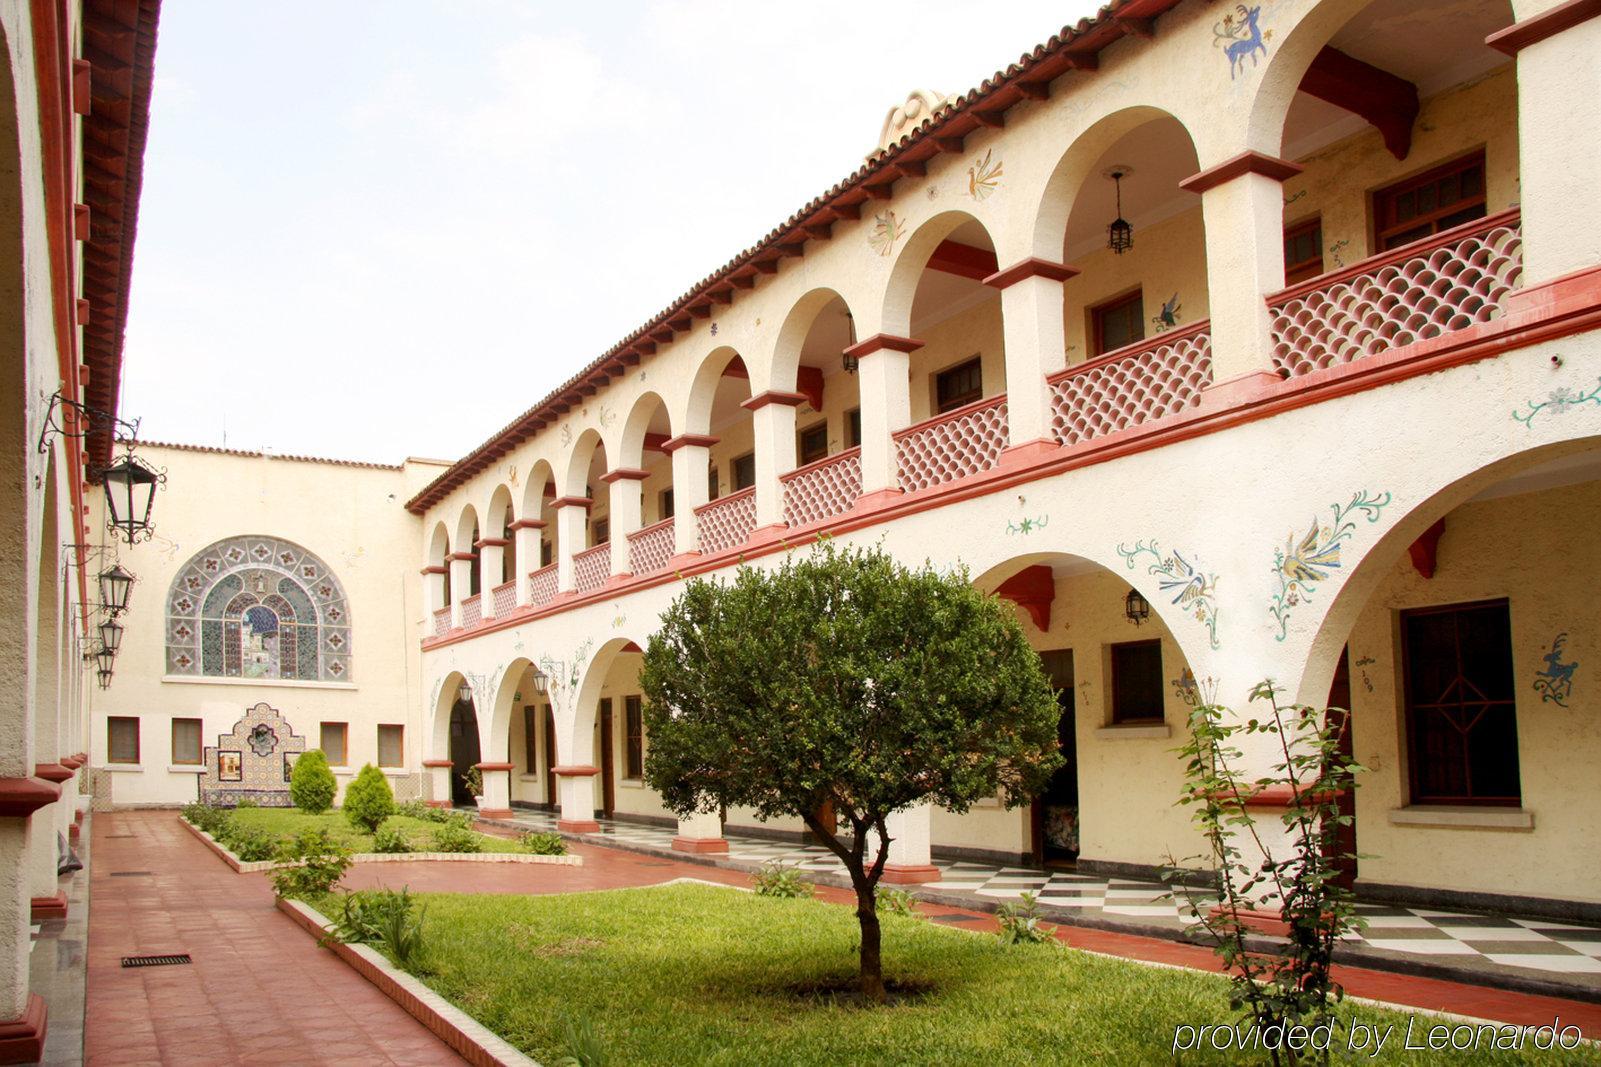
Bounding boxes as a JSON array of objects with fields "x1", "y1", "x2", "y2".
[{"x1": 85, "y1": 812, "x2": 465, "y2": 1066}]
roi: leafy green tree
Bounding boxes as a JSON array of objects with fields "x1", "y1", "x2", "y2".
[
  {"x1": 290, "y1": 748, "x2": 337, "y2": 814},
  {"x1": 343, "y1": 763, "x2": 396, "y2": 832},
  {"x1": 640, "y1": 541, "x2": 1061, "y2": 1002}
]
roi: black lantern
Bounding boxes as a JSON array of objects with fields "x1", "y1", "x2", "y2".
[
  {"x1": 93, "y1": 644, "x2": 116, "y2": 674},
  {"x1": 98, "y1": 564, "x2": 134, "y2": 614},
  {"x1": 1107, "y1": 169, "x2": 1133, "y2": 255},
  {"x1": 101, "y1": 452, "x2": 161, "y2": 544},
  {"x1": 97, "y1": 667, "x2": 113, "y2": 690},
  {"x1": 841, "y1": 309, "x2": 859, "y2": 375},
  {"x1": 98, "y1": 617, "x2": 124, "y2": 655},
  {"x1": 1124, "y1": 586, "x2": 1150, "y2": 626}
]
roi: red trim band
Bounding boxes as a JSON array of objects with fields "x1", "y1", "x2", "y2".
[
  {"x1": 1179, "y1": 150, "x2": 1304, "y2": 194},
  {"x1": 472, "y1": 537, "x2": 510, "y2": 549},
  {"x1": 551, "y1": 765, "x2": 600, "y2": 777},
  {"x1": 34, "y1": 763, "x2": 73, "y2": 784},
  {"x1": 1486, "y1": 0, "x2": 1601, "y2": 54},
  {"x1": 444, "y1": 551, "x2": 476, "y2": 562},
  {"x1": 983, "y1": 258, "x2": 1080, "y2": 289},
  {"x1": 661, "y1": 433, "x2": 719, "y2": 453},
  {"x1": 600, "y1": 468, "x2": 650, "y2": 483},
  {"x1": 420, "y1": 759, "x2": 453, "y2": 768},
  {"x1": 843, "y1": 333, "x2": 924, "y2": 360},
  {"x1": 551, "y1": 496, "x2": 593, "y2": 510},
  {"x1": 473, "y1": 762, "x2": 515, "y2": 772},
  {"x1": 741, "y1": 390, "x2": 808, "y2": 411},
  {"x1": 0, "y1": 778, "x2": 62, "y2": 818}
]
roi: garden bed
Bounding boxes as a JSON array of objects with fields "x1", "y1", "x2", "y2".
[{"x1": 282, "y1": 882, "x2": 1590, "y2": 1065}]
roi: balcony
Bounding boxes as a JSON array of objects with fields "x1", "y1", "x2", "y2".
[
  {"x1": 1269, "y1": 210, "x2": 1522, "y2": 378},
  {"x1": 528, "y1": 563, "x2": 558, "y2": 607},
  {"x1": 573, "y1": 543, "x2": 611, "y2": 594},
  {"x1": 431, "y1": 606, "x2": 451, "y2": 637},
  {"x1": 1049, "y1": 321, "x2": 1213, "y2": 448},
  {"x1": 627, "y1": 517, "x2": 675, "y2": 577},
  {"x1": 491, "y1": 580, "x2": 517, "y2": 616},
  {"x1": 895, "y1": 395, "x2": 1008, "y2": 493},
  {"x1": 782, "y1": 447, "x2": 861, "y2": 529},
  {"x1": 696, "y1": 486, "x2": 757, "y2": 555},
  {"x1": 460, "y1": 594, "x2": 482, "y2": 628}
]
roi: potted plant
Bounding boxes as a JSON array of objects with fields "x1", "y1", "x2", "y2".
[{"x1": 461, "y1": 766, "x2": 484, "y2": 809}]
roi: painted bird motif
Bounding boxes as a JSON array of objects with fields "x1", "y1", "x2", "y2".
[
  {"x1": 1152, "y1": 293, "x2": 1181, "y2": 332},
  {"x1": 1280, "y1": 520, "x2": 1342, "y2": 586},
  {"x1": 1156, "y1": 550, "x2": 1211, "y2": 606}
]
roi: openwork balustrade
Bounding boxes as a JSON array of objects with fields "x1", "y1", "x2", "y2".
[
  {"x1": 491, "y1": 580, "x2": 517, "y2": 616},
  {"x1": 782, "y1": 448, "x2": 861, "y2": 528},
  {"x1": 627, "y1": 518, "x2": 676, "y2": 576},
  {"x1": 527, "y1": 564, "x2": 558, "y2": 607},
  {"x1": 1269, "y1": 210, "x2": 1523, "y2": 378},
  {"x1": 460, "y1": 594, "x2": 482, "y2": 628},
  {"x1": 573, "y1": 542, "x2": 611, "y2": 594},
  {"x1": 895, "y1": 396, "x2": 1008, "y2": 492},
  {"x1": 1049, "y1": 322, "x2": 1213, "y2": 447},
  {"x1": 696, "y1": 487, "x2": 757, "y2": 555},
  {"x1": 431, "y1": 606, "x2": 452, "y2": 636}
]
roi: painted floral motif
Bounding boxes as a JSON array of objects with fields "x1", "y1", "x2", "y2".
[
  {"x1": 1117, "y1": 539, "x2": 1220, "y2": 649},
  {"x1": 868, "y1": 210, "x2": 903, "y2": 257},
  {"x1": 1214, "y1": 4, "x2": 1270, "y2": 79},
  {"x1": 1513, "y1": 376, "x2": 1601, "y2": 429},
  {"x1": 1533, "y1": 633, "x2": 1578, "y2": 708},
  {"x1": 967, "y1": 149, "x2": 1002, "y2": 201},
  {"x1": 1269, "y1": 490, "x2": 1392, "y2": 641},
  {"x1": 1006, "y1": 515, "x2": 1049, "y2": 536}
]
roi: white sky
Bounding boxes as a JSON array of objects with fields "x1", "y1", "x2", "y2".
[{"x1": 121, "y1": 1, "x2": 1102, "y2": 466}]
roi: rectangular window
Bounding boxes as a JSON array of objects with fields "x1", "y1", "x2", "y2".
[
  {"x1": 732, "y1": 452, "x2": 756, "y2": 492},
  {"x1": 625, "y1": 695, "x2": 644, "y2": 780},
  {"x1": 846, "y1": 408, "x2": 862, "y2": 449},
  {"x1": 1110, "y1": 640, "x2": 1164, "y2": 724},
  {"x1": 171, "y1": 718, "x2": 202, "y2": 765},
  {"x1": 1402, "y1": 599, "x2": 1520, "y2": 805},
  {"x1": 377, "y1": 724, "x2": 404, "y2": 768},
  {"x1": 1284, "y1": 216, "x2": 1324, "y2": 285},
  {"x1": 320, "y1": 722, "x2": 349, "y2": 766},
  {"x1": 108, "y1": 716, "x2": 140, "y2": 764},
  {"x1": 659, "y1": 487, "x2": 675, "y2": 520},
  {"x1": 934, "y1": 356, "x2": 983, "y2": 414},
  {"x1": 1092, "y1": 291, "x2": 1145, "y2": 356},
  {"x1": 592, "y1": 518, "x2": 610, "y2": 545},
  {"x1": 797, "y1": 422, "x2": 829, "y2": 466},
  {"x1": 540, "y1": 539, "x2": 553, "y2": 568},
  {"x1": 708, "y1": 464, "x2": 719, "y2": 501},
  {"x1": 523, "y1": 706, "x2": 538, "y2": 771},
  {"x1": 1374, "y1": 151, "x2": 1486, "y2": 251}
]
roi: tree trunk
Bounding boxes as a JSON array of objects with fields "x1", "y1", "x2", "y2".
[{"x1": 854, "y1": 879, "x2": 885, "y2": 1003}]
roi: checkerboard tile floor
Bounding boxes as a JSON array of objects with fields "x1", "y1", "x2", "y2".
[{"x1": 498, "y1": 809, "x2": 1601, "y2": 983}]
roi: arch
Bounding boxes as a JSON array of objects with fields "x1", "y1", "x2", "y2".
[
  {"x1": 561, "y1": 428, "x2": 607, "y2": 499},
  {"x1": 33, "y1": 452, "x2": 60, "y2": 760},
  {"x1": 485, "y1": 483, "x2": 515, "y2": 583},
  {"x1": 770, "y1": 287, "x2": 862, "y2": 393},
  {"x1": 427, "y1": 521, "x2": 450, "y2": 567},
  {"x1": 0, "y1": 20, "x2": 30, "y2": 778},
  {"x1": 453, "y1": 503, "x2": 480, "y2": 558},
  {"x1": 559, "y1": 635, "x2": 649, "y2": 817},
  {"x1": 518, "y1": 458, "x2": 557, "y2": 520},
  {"x1": 684, "y1": 346, "x2": 748, "y2": 437},
  {"x1": 619, "y1": 391, "x2": 673, "y2": 470},
  {"x1": 486, "y1": 656, "x2": 538, "y2": 764},
  {"x1": 428, "y1": 669, "x2": 468, "y2": 761},
  {"x1": 881, "y1": 210, "x2": 1000, "y2": 338},
  {"x1": 165, "y1": 535, "x2": 353, "y2": 682}
]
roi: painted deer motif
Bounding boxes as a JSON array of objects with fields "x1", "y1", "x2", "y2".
[{"x1": 1215, "y1": 5, "x2": 1267, "y2": 79}]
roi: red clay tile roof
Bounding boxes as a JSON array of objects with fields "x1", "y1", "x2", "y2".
[
  {"x1": 133, "y1": 438, "x2": 405, "y2": 471},
  {"x1": 404, "y1": 0, "x2": 1180, "y2": 515}
]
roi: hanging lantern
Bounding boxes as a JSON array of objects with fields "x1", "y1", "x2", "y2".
[
  {"x1": 93, "y1": 644, "x2": 116, "y2": 674},
  {"x1": 98, "y1": 564, "x2": 134, "y2": 614},
  {"x1": 530, "y1": 672, "x2": 549, "y2": 695},
  {"x1": 1124, "y1": 586, "x2": 1150, "y2": 626},
  {"x1": 97, "y1": 667, "x2": 113, "y2": 691},
  {"x1": 101, "y1": 452, "x2": 162, "y2": 544},
  {"x1": 841, "y1": 309, "x2": 859, "y2": 375},
  {"x1": 457, "y1": 680, "x2": 473, "y2": 704},
  {"x1": 98, "y1": 617, "x2": 124, "y2": 655},
  {"x1": 1107, "y1": 168, "x2": 1133, "y2": 255}
]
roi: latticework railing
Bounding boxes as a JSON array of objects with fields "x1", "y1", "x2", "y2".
[
  {"x1": 1049, "y1": 322, "x2": 1213, "y2": 447},
  {"x1": 431, "y1": 606, "x2": 452, "y2": 636},
  {"x1": 527, "y1": 564, "x2": 558, "y2": 607},
  {"x1": 460, "y1": 594, "x2": 482, "y2": 628},
  {"x1": 895, "y1": 396, "x2": 1008, "y2": 492},
  {"x1": 573, "y1": 542, "x2": 611, "y2": 594},
  {"x1": 782, "y1": 448, "x2": 861, "y2": 528},
  {"x1": 627, "y1": 518, "x2": 675, "y2": 576},
  {"x1": 1269, "y1": 209, "x2": 1522, "y2": 378},
  {"x1": 696, "y1": 487, "x2": 757, "y2": 555},
  {"x1": 491, "y1": 580, "x2": 517, "y2": 616}
]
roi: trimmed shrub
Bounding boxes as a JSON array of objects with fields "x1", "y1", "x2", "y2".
[
  {"x1": 181, "y1": 801, "x2": 231, "y2": 836},
  {"x1": 290, "y1": 749, "x2": 337, "y2": 814},
  {"x1": 343, "y1": 764, "x2": 396, "y2": 832},
  {"x1": 519, "y1": 831, "x2": 567, "y2": 856},
  {"x1": 372, "y1": 823, "x2": 412, "y2": 854},
  {"x1": 223, "y1": 824, "x2": 276, "y2": 862},
  {"x1": 270, "y1": 829, "x2": 352, "y2": 899},
  {"x1": 430, "y1": 823, "x2": 484, "y2": 853}
]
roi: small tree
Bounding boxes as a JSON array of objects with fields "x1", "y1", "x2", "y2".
[
  {"x1": 641, "y1": 541, "x2": 1061, "y2": 1002},
  {"x1": 290, "y1": 749, "x2": 337, "y2": 814},
  {"x1": 343, "y1": 763, "x2": 396, "y2": 833}
]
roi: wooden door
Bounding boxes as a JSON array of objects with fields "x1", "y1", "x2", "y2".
[
  {"x1": 1326, "y1": 649, "x2": 1358, "y2": 890},
  {"x1": 599, "y1": 698, "x2": 615, "y2": 819},
  {"x1": 542, "y1": 706, "x2": 556, "y2": 808}
]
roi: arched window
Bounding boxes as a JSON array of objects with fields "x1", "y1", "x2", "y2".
[{"x1": 166, "y1": 536, "x2": 352, "y2": 682}]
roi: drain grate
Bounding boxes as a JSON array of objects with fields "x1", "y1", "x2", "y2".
[
  {"x1": 121, "y1": 954, "x2": 191, "y2": 968},
  {"x1": 108, "y1": 871, "x2": 152, "y2": 877}
]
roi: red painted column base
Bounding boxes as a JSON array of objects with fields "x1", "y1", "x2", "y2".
[
  {"x1": 29, "y1": 892, "x2": 67, "y2": 922},
  {"x1": 476, "y1": 809, "x2": 513, "y2": 820},
  {"x1": 880, "y1": 864, "x2": 940, "y2": 885},
  {"x1": 672, "y1": 836, "x2": 729, "y2": 853},
  {"x1": 0, "y1": 994, "x2": 47, "y2": 1064},
  {"x1": 557, "y1": 819, "x2": 601, "y2": 834}
]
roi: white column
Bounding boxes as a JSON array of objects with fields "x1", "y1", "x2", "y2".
[
  {"x1": 1182, "y1": 155, "x2": 1302, "y2": 389},
  {"x1": 1498, "y1": 12, "x2": 1601, "y2": 287},
  {"x1": 605, "y1": 471, "x2": 646, "y2": 573},
  {"x1": 986, "y1": 261, "x2": 1075, "y2": 451},
  {"x1": 874, "y1": 801, "x2": 938, "y2": 884},
  {"x1": 556, "y1": 771, "x2": 600, "y2": 832},
  {"x1": 510, "y1": 521, "x2": 544, "y2": 606},
  {"x1": 0, "y1": 820, "x2": 42, "y2": 1047},
  {"x1": 672, "y1": 810, "x2": 728, "y2": 853},
  {"x1": 477, "y1": 541, "x2": 505, "y2": 618},
  {"x1": 422, "y1": 761, "x2": 453, "y2": 806},
  {"x1": 422, "y1": 568, "x2": 446, "y2": 622},
  {"x1": 553, "y1": 499, "x2": 590, "y2": 593},
  {"x1": 666, "y1": 438, "x2": 714, "y2": 555},
  {"x1": 848, "y1": 337, "x2": 919, "y2": 497},
  {"x1": 447, "y1": 554, "x2": 474, "y2": 627},
  {"x1": 746, "y1": 396, "x2": 800, "y2": 529},
  {"x1": 476, "y1": 763, "x2": 512, "y2": 817}
]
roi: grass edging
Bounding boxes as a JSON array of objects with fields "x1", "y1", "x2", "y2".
[
  {"x1": 277, "y1": 896, "x2": 540, "y2": 1067},
  {"x1": 180, "y1": 816, "x2": 582, "y2": 873}
]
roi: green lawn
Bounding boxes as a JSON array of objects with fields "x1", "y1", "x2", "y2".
[
  {"x1": 324, "y1": 883, "x2": 1597, "y2": 1066},
  {"x1": 228, "y1": 808, "x2": 520, "y2": 854}
]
